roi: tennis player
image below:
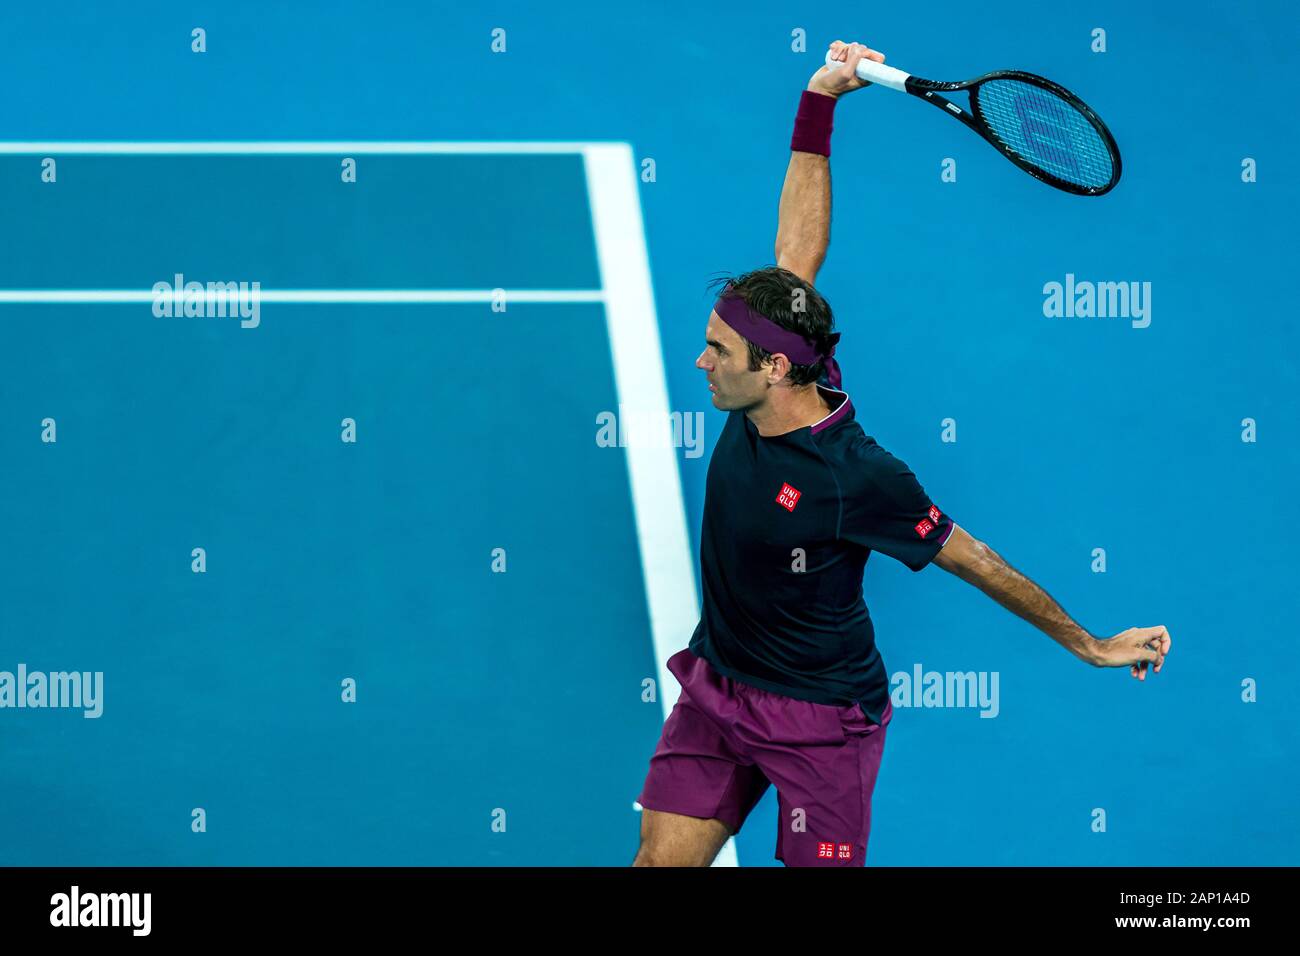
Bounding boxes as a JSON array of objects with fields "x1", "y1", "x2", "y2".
[{"x1": 632, "y1": 40, "x2": 1173, "y2": 867}]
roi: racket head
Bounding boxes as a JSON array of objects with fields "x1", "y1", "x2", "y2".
[{"x1": 964, "y1": 70, "x2": 1121, "y2": 195}]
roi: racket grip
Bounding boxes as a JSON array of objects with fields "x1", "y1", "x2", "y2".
[{"x1": 823, "y1": 49, "x2": 910, "y2": 92}]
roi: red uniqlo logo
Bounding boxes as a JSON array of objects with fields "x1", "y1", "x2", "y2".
[
  {"x1": 837, "y1": 843, "x2": 853, "y2": 860},
  {"x1": 915, "y1": 518, "x2": 935, "y2": 538},
  {"x1": 776, "y1": 483, "x2": 802, "y2": 512},
  {"x1": 817, "y1": 842, "x2": 835, "y2": 859},
  {"x1": 928, "y1": 505, "x2": 942, "y2": 524}
]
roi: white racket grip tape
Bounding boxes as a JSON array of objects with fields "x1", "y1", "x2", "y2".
[{"x1": 823, "y1": 49, "x2": 910, "y2": 92}]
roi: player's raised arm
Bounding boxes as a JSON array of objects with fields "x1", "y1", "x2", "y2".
[
  {"x1": 775, "y1": 40, "x2": 885, "y2": 284},
  {"x1": 933, "y1": 525, "x2": 1173, "y2": 681}
]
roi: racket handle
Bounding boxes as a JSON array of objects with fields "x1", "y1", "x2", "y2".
[{"x1": 823, "y1": 49, "x2": 910, "y2": 92}]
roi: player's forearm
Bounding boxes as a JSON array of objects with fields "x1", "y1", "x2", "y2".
[
  {"x1": 953, "y1": 541, "x2": 1098, "y2": 663},
  {"x1": 774, "y1": 149, "x2": 830, "y2": 274}
]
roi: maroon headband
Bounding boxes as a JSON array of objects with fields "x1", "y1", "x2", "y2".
[{"x1": 712, "y1": 285, "x2": 842, "y2": 388}]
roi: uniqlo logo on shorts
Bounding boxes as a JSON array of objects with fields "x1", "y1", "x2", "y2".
[
  {"x1": 928, "y1": 505, "x2": 942, "y2": 524},
  {"x1": 915, "y1": 517, "x2": 935, "y2": 538},
  {"x1": 817, "y1": 842, "x2": 835, "y2": 859},
  {"x1": 776, "y1": 483, "x2": 802, "y2": 512},
  {"x1": 837, "y1": 843, "x2": 853, "y2": 860}
]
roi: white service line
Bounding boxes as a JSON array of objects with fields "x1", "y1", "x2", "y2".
[
  {"x1": 0, "y1": 289, "x2": 604, "y2": 304},
  {"x1": 0, "y1": 141, "x2": 608, "y2": 154}
]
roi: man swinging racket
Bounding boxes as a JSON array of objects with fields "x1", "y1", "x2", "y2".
[{"x1": 632, "y1": 40, "x2": 1172, "y2": 868}]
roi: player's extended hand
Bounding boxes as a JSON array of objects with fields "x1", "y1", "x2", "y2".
[
  {"x1": 807, "y1": 40, "x2": 885, "y2": 98},
  {"x1": 1089, "y1": 625, "x2": 1172, "y2": 681}
]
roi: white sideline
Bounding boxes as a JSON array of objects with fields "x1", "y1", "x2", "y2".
[{"x1": 582, "y1": 144, "x2": 730, "y2": 867}]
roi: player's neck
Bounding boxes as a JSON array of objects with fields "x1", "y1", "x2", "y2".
[{"x1": 746, "y1": 384, "x2": 833, "y2": 437}]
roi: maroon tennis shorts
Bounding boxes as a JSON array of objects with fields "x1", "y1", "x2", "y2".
[{"x1": 637, "y1": 647, "x2": 893, "y2": 867}]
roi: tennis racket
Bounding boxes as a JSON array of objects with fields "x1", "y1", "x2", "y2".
[{"x1": 825, "y1": 49, "x2": 1121, "y2": 195}]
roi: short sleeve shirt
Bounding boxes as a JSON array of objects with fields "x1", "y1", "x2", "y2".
[{"x1": 688, "y1": 385, "x2": 955, "y2": 725}]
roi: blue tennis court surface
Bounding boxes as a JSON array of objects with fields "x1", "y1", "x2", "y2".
[
  {"x1": 1, "y1": 1, "x2": 1297, "y2": 869},
  {"x1": 0, "y1": 153, "x2": 598, "y2": 289},
  {"x1": 0, "y1": 146, "x2": 691, "y2": 865}
]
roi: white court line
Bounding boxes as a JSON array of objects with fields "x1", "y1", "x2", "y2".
[
  {"x1": 0, "y1": 142, "x2": 605, "y2": 154},
  {"x1": 583, "y1": 144, "x2": 732, "y2": 867},
  {"x1": 0, "y1": 290, "x2": 604, "y2": 304},
  {"x1": 0, "y1": 140, "x2": 718, "y2": 864}
]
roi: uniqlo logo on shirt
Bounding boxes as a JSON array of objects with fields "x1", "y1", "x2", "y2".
[
  {"x1": 928, "y1": 505, "x2": 942, "y2": 524},
  {"x1": 817, "y1": 842, "x2": 835, "y2": 859},
  {"x1": 776, "y1": 483, "x2": 802, "y2": 512},
  {"x1": 915, "y1": 517, "x2": 935, "y2": 538},
  {"x1": 837, "y1": 843, "x2": 853, "y2": 860}
]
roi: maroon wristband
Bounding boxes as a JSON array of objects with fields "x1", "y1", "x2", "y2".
[{"x1": 790, "y1": 89, "x2": 837, "y2": 157}]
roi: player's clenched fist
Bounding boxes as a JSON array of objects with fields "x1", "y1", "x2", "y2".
[{"x1": 807, "y1": 40, "x2": 886, "y2": 98}]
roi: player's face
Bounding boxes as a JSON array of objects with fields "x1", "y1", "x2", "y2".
[{"x1": 695, "y1": 312, "x2": 767, "y2": 411}]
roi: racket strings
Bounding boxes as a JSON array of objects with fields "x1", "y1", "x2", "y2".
[{"x1": 975, "y1": 79, "x2": 1114, "y2": 190}]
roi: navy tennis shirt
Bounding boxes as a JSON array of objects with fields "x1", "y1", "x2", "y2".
[{"x1": 688, "y1": 384, "x2": 955, "y2": 726}]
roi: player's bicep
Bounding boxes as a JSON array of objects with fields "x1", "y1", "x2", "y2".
[
  {"x1": 841, "y1": 449, "x2": 955, "y2": 572},
  {"x1": 776, "y1": 250, "x2": 821, "y2": 285}
]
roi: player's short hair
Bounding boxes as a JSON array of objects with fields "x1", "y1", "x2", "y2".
[{"x1": 707, "y1": 267, "x2": 836, "y2": 387}]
